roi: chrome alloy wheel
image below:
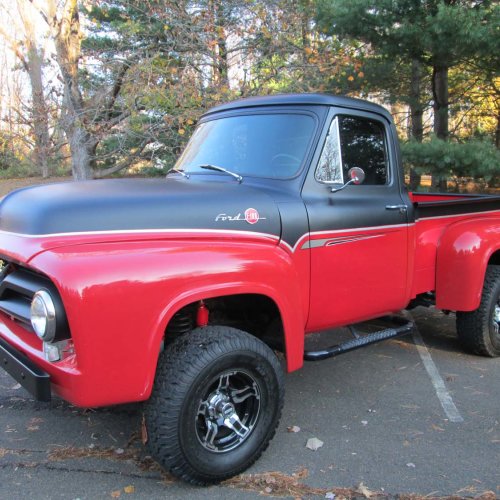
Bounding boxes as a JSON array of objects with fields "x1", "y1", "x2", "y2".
[
  {"x1": 196, "y1": 370, "x2": 261, "y2": 453},
  {"x1": 493, "y1": 299, "x2": 500, "y2": 335}
]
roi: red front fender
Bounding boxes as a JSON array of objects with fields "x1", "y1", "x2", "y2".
[
  {"x1": 436, "y1": 217, "x2": 500, "y2": 311},
  {"x1": 29, "y1": 234, "x2": 307, "y2": 406}
]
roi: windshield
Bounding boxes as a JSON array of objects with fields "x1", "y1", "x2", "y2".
[{"x1": 175, "y1": 113, "x2": 316, "y2": 179}]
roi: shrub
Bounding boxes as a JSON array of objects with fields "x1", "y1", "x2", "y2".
[{"x1": 401, "y1": 137, "x2": 499, "y2": 192}]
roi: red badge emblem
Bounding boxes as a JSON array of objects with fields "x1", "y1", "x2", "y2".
[{"x1": 244, "y1": 208, "x2": 260, "y2": 224}]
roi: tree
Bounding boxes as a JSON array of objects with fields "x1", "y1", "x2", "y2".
[
  {"x1": 29, "y1": 0, "x2": 268, "y2": 178},
  {"x1": 0, "y1": 0, "x2": 52, "y2": 177},
  {"x1": 27, "y1": 0, "x2": 152, "y2": 179},
  {"x1": 402, "y1": 137, "x2": 500, "y2": 191},
  {"x1": 316, "y1": 0, "x2": 498, "y2": 191},
  {"x1": 316, "y1": 0, "x2": 497, "y2": 140}
]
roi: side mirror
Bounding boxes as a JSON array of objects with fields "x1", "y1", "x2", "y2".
[
  {"x1": 348, "y1": 167, "x2": 365, "y2": 185},
  {"x1": 331, "y1": 167, "x2": 366, "y2": 193}
]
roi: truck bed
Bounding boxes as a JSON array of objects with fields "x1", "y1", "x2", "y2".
[
  {"x1": 410, "y1": 191, "x2": 500, "y2": 213},
  {"x1": 409, "y1": 191, "x2": 500, "y2": 298}
]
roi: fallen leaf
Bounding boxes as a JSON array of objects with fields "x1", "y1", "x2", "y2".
[
  {"x1": 287, "y1": 426, "x2": 301, "y2": 433},
  {"x1": 457, "y1": 485, "x2": 479, "y2": 494},
  {"x1": 292, "y1": 468, "x2": 309, "y2": 479},
  {"x1": 306, "y1": 437, "x2": 324, "y2": 451},
  {"x1": 141, "y1": 415, "x2": 148, "y2": 445},
  {"x1": 357, "y1": 482, "x2": 375, "y2": 498},
  {"x1": 111, "y1": 491, "x2": 121, "y2": 498},
  {"x1": 474, "y1": 491, "x2": 496, "y2": 500},
  {"x1": 123, "y1": 485, "x2": 135, "y2": 494},
  {"x1": 431, "y1": 424, "x2": 445, "y2": 432}
]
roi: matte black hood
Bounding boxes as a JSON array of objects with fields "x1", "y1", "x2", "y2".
[{"x1": 0, "y1": 178, "x2": 282, "y2": 238}]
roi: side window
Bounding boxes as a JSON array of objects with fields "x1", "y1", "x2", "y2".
[
  {"x1": 316, "y1": 115, "x2": 389, "y2": 185},
  {"x1": 316, "y1": 117, "x2": 343, "y2": 183}
]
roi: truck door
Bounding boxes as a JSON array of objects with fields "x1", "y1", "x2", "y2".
[{"x1": 302, "y1": 109, "x2": 409, "y2": 332}]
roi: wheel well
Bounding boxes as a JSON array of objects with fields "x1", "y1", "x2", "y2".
[
  {"x1": 488, "y1": 250, "x2": 500, "y2": 266},
  {"x1": 165, "y1": 294, "x2": 285, "y2": 352}
]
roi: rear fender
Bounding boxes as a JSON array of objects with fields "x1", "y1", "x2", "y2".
[{"x1": 436, "y1": 217, "x2": 500, "y2": 311}]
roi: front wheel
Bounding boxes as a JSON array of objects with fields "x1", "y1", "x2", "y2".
[
  {"x1": 145, "y1": 326, "x2": 285, "y2": 484},
  {"x1": 456, "y1": 265, "x2": 500, "y2": 357}
]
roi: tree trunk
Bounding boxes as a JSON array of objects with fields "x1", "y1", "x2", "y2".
[
  {"x1": 410, "y1": 60, "x2": 424, "y2": 142},
  {"x1": 490, "y1": 106, "x2": 500, "y2": 188},
  {"x1": 432, "y1": 65, "x2": 449, "y2": 140},
  {"x1": 27, "y1": 44, "x2": 50, "y2": 178},
  {"x1": 301, "y1": 3, "x2": 311, "y2": 66},
  {"x1": 408, "y1": 58, "x2": 423, "y2": 191},
  {"x1": 61, "y1": 87, "x2": 97, "y2": 181},
  {"x1": 67, "y1": 126, "x2": 96, "y2": 181},
  {"x1": 212, "y1": 1, "x2": 229, "y2": 88},
  {"x1": 48, "y1": 0, "x2": 94, "y2": 180},
  {"x1": 432, "y1": 65, "x2": 449, "y2": 191},
  {"x1": 495, "y1": 106, "x2": 500, "y2": 150}
]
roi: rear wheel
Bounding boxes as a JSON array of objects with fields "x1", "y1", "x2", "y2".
[
  {"x1": 145, "y1": 326, "x2": 284, "y2": 484},
  {"x1": 456, "y1": 265, "x2": 500, "y2": 357}
]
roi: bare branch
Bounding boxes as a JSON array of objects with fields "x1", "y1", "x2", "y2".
[
  {"x1": 0, "y1": 26, "x2": 29, "y2": 71},
  {"x1": 93, "y1": 138, "x2": 151, "y2": 178}
]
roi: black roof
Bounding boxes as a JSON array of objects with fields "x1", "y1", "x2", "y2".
[{"x1": 203, "y1": 93, "x2": 393, "y2": 121}]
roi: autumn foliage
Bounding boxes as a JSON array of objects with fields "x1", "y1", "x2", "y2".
[{"x1": 0, "y1": 0, "x2": 498, "y2": 189}]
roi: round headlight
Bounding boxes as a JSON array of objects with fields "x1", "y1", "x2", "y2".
[{"x1": 31, "y1": 290, "x2": 56, "y2": 342}]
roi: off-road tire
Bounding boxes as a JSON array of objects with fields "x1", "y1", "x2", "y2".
[
  {"x1": 456, "y1": 265, "x2": 500, "y2": 357},
  {"x1": 145, "y1": 326, "x2": 285, "y2": 485}
]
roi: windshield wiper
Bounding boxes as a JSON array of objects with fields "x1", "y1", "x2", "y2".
[
  {"x1": 199, "y1": 164, "x2": 243, "y2": 183},
  {"x1": 166, "y1": 167, "x2": 190, "y2": 179}
]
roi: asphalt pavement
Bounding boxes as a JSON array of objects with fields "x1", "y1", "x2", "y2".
[{"x1": 1, "y1": 307, "x2": 499, "y2": 499}]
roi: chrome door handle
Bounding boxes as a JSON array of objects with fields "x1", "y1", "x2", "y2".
[{"x1": 385, "y1": 204, "x2": 407, "y2": 214}]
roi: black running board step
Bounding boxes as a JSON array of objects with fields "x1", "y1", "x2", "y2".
[{"x1": 304, "y1": 316, "x2": 414, "y2": 361}]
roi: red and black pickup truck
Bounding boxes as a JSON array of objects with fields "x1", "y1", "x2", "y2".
[{"x1": 0, "y1": 94, "x2": 499, "y2": 484}]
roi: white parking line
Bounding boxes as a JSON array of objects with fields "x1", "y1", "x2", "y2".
[{"x1": 412, "y1": 328, "x2": 464, "y2": 423}]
